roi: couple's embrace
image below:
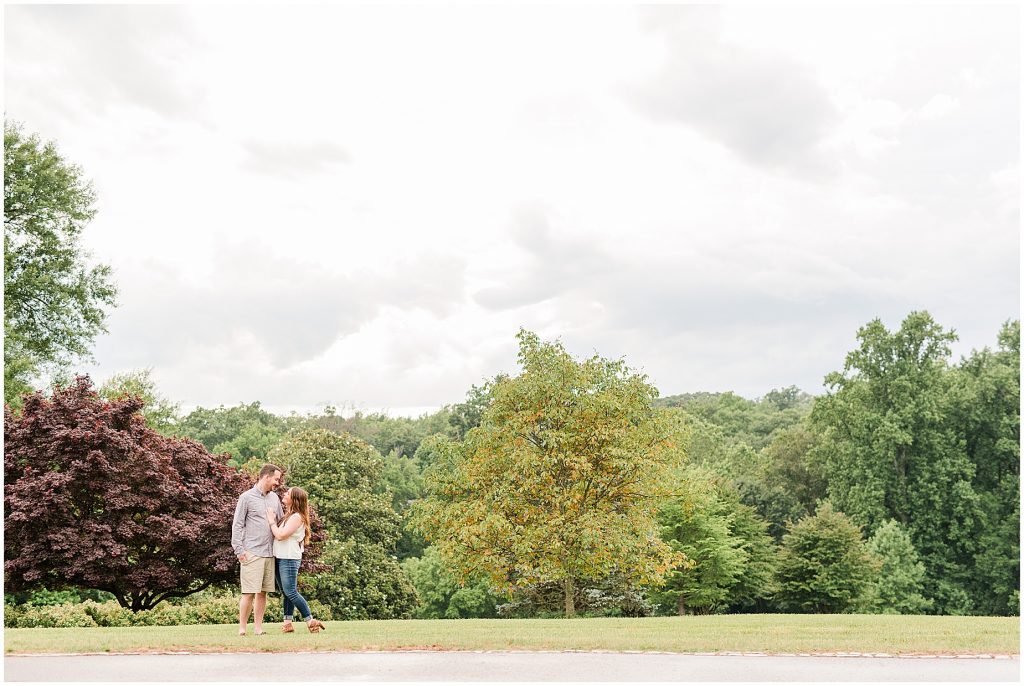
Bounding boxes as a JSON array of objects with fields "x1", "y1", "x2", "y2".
[{"x1": 231, "y1": 463, "x2": 326, "y2": 635}]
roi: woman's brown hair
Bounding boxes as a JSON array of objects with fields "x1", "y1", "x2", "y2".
[{"x1": 286, "y1": 487, "x2": 312, "y2": 547}]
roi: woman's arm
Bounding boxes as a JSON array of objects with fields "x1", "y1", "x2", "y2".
[{"x1": 267, "y1": 509, "x2": 302, "y2": 541}]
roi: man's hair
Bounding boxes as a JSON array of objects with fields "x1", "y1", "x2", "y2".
[{"x1": 259, "y1": 463, "x2": 282, "y2": 479}]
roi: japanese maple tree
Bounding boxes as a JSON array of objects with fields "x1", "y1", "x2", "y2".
[{"x1": 4, "y1": 377, "x2": 254, "y2": 611}]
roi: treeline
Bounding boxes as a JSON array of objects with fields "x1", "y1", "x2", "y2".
[{"x1": 9, "y1": 312, "x2": 1015, "y2": 623}]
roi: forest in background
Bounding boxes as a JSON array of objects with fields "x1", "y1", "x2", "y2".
[{"x1": 6, "y1": 313, "x2": 1017, "y2": 625}]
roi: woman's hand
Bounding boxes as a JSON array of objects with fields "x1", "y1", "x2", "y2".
[{"x1": 266, "y1": 508, "x2": 277, "y2": 526}]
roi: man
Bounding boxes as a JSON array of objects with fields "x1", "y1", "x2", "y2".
[{"x1": 231, "y1": 463, "x2": 284, "y2": 636}]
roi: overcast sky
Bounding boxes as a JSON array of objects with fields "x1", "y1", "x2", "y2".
[{"x1": 4, "y1": 3, "x2": 1019, "y2": 416}]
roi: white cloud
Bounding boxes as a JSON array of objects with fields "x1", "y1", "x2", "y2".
[
  {"x1": 918, "y1": 94, "x2": 961, "y2": 121},
  {"x1": 5, "y1": 4, "x2": 1018, "y2": 414},
  {"x1": 628, "y1": 5, "x2": 839, "y2": 177}
]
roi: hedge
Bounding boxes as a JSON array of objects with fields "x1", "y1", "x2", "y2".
[{"x1": 4, "y1": 596, "x2": 334, "y2": 628}]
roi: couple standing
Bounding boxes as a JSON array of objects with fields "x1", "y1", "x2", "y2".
[{"x1": 231, "y1": 463, "x2": 326, "y2": 635}]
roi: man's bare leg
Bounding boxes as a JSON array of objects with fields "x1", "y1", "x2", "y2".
[
  {"x1": 253, "y1": 592, "x2": 267, "y2": 634},
  {"x1": 238, "y1": 593, "x2": 254, "y2": 635}
]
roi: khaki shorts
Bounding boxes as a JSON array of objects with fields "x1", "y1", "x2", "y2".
[{"x1": 239, "y1": 554, "x2": 276, "y2": 594}]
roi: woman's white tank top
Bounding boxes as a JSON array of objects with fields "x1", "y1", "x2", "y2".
[{"x1": 273, "y1": 514, "x2": 305, "y2": 559}]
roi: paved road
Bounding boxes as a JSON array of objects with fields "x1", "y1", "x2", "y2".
[{"x1": 4, "y1": 651, "x2": 1019, "y2": 682}]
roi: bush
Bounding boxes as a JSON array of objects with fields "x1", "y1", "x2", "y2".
[
  {"x1": 4, "y1": 587, "x2": 117, "y2": 607},
  {"x1": 303, "y1": 538, "x2": 418, "y2": 620},
  {"x1": 776, "y1": 503, "x2": 882, "y2": 613},
  {"x1": 4, "y1": 603, "x2": 97, "y2": 628},
  {"x1": 495, "y1": 578, "x2": 655, "y2": 619},
  {"x1": 3, "y1": 592, "x2": 334, "y2": 628},
  {"x1": 401, "y1": 547, "x2": 500, "y2": 619}
]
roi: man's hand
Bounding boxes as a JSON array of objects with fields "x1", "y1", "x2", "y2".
[{"x1": 238, "y1": 552, "x2": 249, "y2": 563}]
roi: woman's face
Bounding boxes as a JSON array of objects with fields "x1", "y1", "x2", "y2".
[{"x1": 282, "y1": 489, "x2": 292, "y2": 509}]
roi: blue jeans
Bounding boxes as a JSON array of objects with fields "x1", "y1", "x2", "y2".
[{"x1": 276, "y1": 558, "x2": 312, "y2": 621}]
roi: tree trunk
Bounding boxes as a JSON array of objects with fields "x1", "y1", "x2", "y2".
[
  {"x1": 677, "y1": 594, "x2": 687, "y2": 616},
  {"x1": 563, "y1": 578, "x2": 576, "y2": 618}
]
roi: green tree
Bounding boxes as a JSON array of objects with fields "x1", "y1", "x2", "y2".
[
  {"x1": 651, "y1": 467, "x2": 778, "y2": 615},
  {"x1": 268, "y1": 428, "x2": 400, "y2": 545},
  {"x1": 719, "y1": 492, "x2": 779, "y2": 613},
  {"x1": 949, "y1": 320, "x2": 1020, "y2": 615},
  {"x1": 176, "y1": 402, "x2": 299, "y2": 469},
  {"x1": 301, "y1": 538, "x2": 418, "y2": 620},
  {"x1": 4, "y1": 121, "x2": 117, "y2": 407},
  {"x1": 650, "y1": 471, "x2": 746, "y2": 615},
  {"x1": 810, "y1": 311, "x2": 983, "y2": 613},
  {"x1": 268, "y1": 428, "x2": 415, "y2": 619},
  {"x1": 680, "y1": 413, "x2": 806, "y2": 541},
  {"x1": 98, "y1": 369, "x2": 180, "y2": 435},
  {"x1": 776, "y1": 503, "x2": 881, "y2": 613},
  {"x1": 413, "y1": 330, "x2": 686, "y2": 617},
  {"x1": 862, "y1": 519, "x2": 932, "y2": 614},
  {"x1": 382, "y1": 449, "x2": 429, "y2": 560},
  {"x1": 759, "y1": 424, "x2": 826, "y2": 513},
  {"x1": 400, "y1": 546, "x2": 500, "y2": 619}
]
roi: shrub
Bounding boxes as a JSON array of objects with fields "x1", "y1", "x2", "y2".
[
  {"x1": 4, "y1": 603, "x2": 97, "y2": 628},
  {"x1": 776, "y1": 503, "x2": 882, "y2": 613},
  {"x1": 3, "y1": 594, "x2": 333, "y2": 628}
]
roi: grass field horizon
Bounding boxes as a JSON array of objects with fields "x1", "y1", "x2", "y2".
[{"x1": 5, "y1": 614, "x2": 1019, "y2": 656}]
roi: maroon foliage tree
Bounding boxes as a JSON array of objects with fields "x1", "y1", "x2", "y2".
[{"x1": 4, "y1": 377, "x2": 255, "y2": 611}]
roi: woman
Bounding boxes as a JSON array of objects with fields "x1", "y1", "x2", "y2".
[{"x1": 266, "y1": 487, "x2": 325, "y2": 633}]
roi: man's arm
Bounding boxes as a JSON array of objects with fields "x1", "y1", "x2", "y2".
[{"x1": 231, "y1": 495, "x2": 247, "y2": 560}]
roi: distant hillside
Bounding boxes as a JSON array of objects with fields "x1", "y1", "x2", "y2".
[{"x1": 655, "y1": 386, "x2": 813, "y2": 450}]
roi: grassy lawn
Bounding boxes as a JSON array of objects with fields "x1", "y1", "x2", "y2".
[{"x1": 4, "y1": 614, "x2": 1019, "y2": 655}]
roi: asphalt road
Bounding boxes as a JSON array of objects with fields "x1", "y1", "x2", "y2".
[{"x1": 4, "y1": 651, "x2": 1020, "y2": 682}]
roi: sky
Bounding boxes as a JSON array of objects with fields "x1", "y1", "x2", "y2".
[{"x1": 4, "y1": 2, "x2": 1019, "y2": 416}]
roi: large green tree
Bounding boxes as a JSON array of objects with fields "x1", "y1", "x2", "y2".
[
  {"x1": 948, "y1": 320, "x2": 1020, "y2": 615},
  {"x1": 810, "y1": 311, "x2": 984, "y2": 613},
  {"x1": 4, "y1": 121, "x2": 117, "y2": 407},
  {"x1": 267, "y1": 427, "x2": 417, "y2": 619},
  {"x1": 413, "y1": 330, "x2": 686, "y2": 617}
]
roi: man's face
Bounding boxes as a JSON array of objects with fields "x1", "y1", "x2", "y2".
[{"x1": 261, "y1": 470, "x2": 282, "y2": 492}]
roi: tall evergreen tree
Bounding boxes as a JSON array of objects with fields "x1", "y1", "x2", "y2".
[{"x1": 776, "y1": 503, "x2": 881, "y2": 613}]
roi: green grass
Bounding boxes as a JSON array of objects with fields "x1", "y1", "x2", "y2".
[{"x1": 4, "y1": 615, "x2": 1019, "y2": 655}]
